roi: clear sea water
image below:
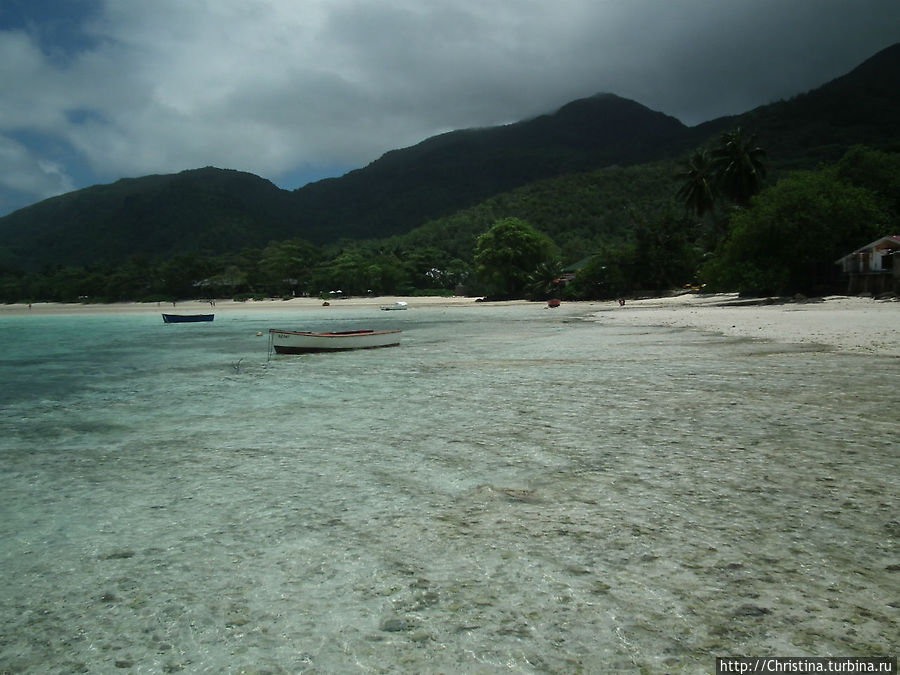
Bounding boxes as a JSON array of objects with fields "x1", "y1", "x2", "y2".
[{"x1": 1, "y1": 304, "x2": 897, "y2": 674}]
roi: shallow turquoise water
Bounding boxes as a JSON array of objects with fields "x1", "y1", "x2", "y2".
[{"x1": 1, "y1": 305, "x2": 897, "y2": 673}]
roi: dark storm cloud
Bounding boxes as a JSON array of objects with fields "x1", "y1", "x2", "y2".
[{"x1": 1, "y1": 0, "x2": 897, "y2": 215}]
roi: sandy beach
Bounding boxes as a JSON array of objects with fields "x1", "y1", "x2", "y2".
[
  {"x1": 3, "y1": 292, "x2": 898, "y2": 356},
  {"x1": 594, "y1": 293, "x2": 900, "y2": 357},
  {"x1": 0, "y1": 294, "x2": 488, "y2": 317}
]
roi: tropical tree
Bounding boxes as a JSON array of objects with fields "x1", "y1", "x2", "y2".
[
  {"x1": 526, "y1": 259, "x2": 565, "y2": 299},
  {"x1": 834, "y1": 145, "x2": 900, "y2": 214},
  {"x1": 710, "y1": 127, "x2": 767, "y2": 207},
  {"x1": 257, "y1": 239, "x2": 320, "y2": 295},
  {"x1": 701, "y1": 168, "x2": 888, "y2": 296},
  {"x1": 403, "y1": 247, "x2": 453, "y2": 290},
  {"x1": 313, "y1": 249, "x2": 368, "y2": 295},
  {"x1": 362, "y1": 255, "x2": 410, "y2": 295},
  {"x1": 473, "y1": 218, "x2": 557, "y2": 298},
  {"x1": 676, "y1": 128, "x2": 768, "y2": 250},
  {"x1": 203, "y1": 265, "x2": 248, "y2": 297},
  {"x1": 155, "y1": 254, "x2": 218, "y2": 299},
  {"x1": 564, "y1": 250, "x2": 632, "y2": 300},
  {"x1": 676, "y1": 150, "x2": 717, "y2": 219},
  {"x1": 629, "y1": 210, "x2": 702, "y2": 291}
]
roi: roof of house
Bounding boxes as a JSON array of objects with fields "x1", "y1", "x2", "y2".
[
  {"x1": 563, "y1": 255, "x2": 599, "y2": 273},
  {"x1": 835, "y1": 235, "x2": 900, "y2": 264}
]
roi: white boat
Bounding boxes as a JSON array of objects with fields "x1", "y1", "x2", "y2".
[
  {"x1": 380, "y1": 301, "x2": 408, "y2": 311},
  {"x1": 268, "y1": 328, "x2": 402, "y2": 354}
]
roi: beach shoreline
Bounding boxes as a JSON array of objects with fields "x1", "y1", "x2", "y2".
[
  {"x1": 3, "y1": 292, "x2": 897, "y2": 356},
  {"x1": 0, "y1": 294, "x2": 495, "y2": 316},
  {"x1": 594, "y1": 293, "x2": 900, "y2": 356}
]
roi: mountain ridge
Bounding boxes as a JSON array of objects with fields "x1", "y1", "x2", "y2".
[{"x1": 1, "y1": 43, "x2": 898, "y2": 272}]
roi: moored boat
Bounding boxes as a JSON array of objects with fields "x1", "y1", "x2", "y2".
[
  {"x1": 162, "y1": 313, "x2": 214, "y2": 323},
  {"x1": 268, "y1": 328, "x2": 401, "y2": 354},
  {"x1": 380, "y1": 301, "x2": 408, "y2": 311}
]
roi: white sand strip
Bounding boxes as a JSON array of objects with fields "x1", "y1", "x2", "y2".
[{"x1": 593, "y1": 293, "x2": 900, "y2": 356}]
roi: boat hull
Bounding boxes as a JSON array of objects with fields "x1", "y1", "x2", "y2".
[
  {"x1": 162, "y1": 313, "x2": 214, "y2": 323},
  {"x1": 269, "y1": 329, "x2": 401, "y2": 354}
]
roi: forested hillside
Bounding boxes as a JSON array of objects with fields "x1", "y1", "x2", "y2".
[
  {"x1": 0, "y1": 94, "x2": 689, "y2": 272},
  {"x1": 0, "y1": 168, "x2": 298, "y2": 271},
  {"x1": 289, "y1": 94, "x2": 690, "y2": 244},
  {"x1": 392, "y1": 161, "x2": 682, "y2": 263},
  {"x1": 0, "y1": 43, "x2": 897, "y2": 302}
]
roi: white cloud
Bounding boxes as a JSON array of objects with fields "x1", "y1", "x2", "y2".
[{"x1": 0, "y1": 135, "x2": 74, "y2": 199}]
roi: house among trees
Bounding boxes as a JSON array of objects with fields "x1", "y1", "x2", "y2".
[{"x1": 836, "y1": 235, "x2": 900, "y2": 294}]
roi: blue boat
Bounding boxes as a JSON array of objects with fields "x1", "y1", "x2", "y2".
[{"x1": 162, "y1": 313, "x2": 214, "y2": 323}]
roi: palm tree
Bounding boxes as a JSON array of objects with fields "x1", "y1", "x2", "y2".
[
  {"x1": 676, "y1": 150, "x2": 717, "y2": 219},
  {"x1": 710, "y1": 127, "x2": 767, "y2": 207},
  {"x1": 526, "y1": 259, "x2": 565, "y2": 300}
]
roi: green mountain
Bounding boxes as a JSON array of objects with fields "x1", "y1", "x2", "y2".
[
  {"x1": 1, "y1": 43, "x2": 897, "y2": 272},
  {"x1": 392, "y1": 159, "x2": 684, "y2": 266},
  {"x1": 289, "y1": 94, "x2": 689, "y2": 244},
  {"x1": 705, "y1": 40, "x2": 900, "y2": 168},
  {"x1": 0, "y1": 167, "x2": 298, "y2": 272}
]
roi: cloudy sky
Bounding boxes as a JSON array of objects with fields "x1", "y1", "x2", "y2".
[{"x1": 1, "y1": 0, "x2": 898, "y2": 216}]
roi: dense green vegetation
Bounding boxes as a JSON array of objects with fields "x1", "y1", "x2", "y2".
[
  {"x1": 473, "y1": 218, "x2": 558, "y2": 298},
  {"x1": 3, "y1": 144, "x2": 895, "y2": 304},
  {"x1": 0, "y1": 168, "x2": 301, "y2": 272},
  {"x1": 0, "y1": 94, "x2": 691, "y2": 273},
  {"x1": 700, "y1": 146, "x2": 899, "y2": 296},
  {"x1": 1, "y1": 44, "x2": 898, "y2": 303}
]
